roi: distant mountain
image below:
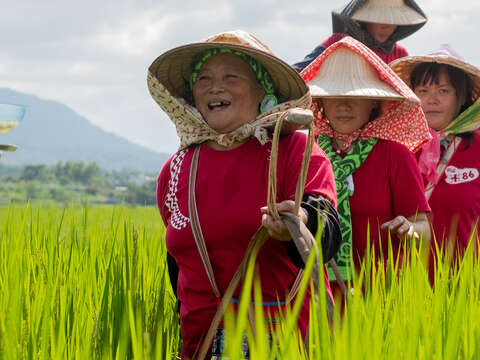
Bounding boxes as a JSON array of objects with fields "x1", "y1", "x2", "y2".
[{"x1": 0, "y1": 88, "x2": 170, "y2": 171}]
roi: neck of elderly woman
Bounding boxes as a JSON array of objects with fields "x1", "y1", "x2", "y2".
[{"x1": 206, "y1": 139, "x2": 249, "y2": 151}]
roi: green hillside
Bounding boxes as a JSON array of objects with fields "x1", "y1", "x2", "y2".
[{"x1": 0, "y1": 88, "x2": 170, "y2": 171}]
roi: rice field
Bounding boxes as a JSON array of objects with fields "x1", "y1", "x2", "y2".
[
  {"x1": 0, "y1": 204, "x2": 479, "y2": 359},
  {"x1": 0, "y1": 204, "x2": 179, "y2": 359}
]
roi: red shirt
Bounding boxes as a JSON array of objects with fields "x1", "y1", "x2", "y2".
[
  {"x1": 425, "y1": 131, "x2": 480, "y2": 266},
  {"x1": 347, "y1": 140, "x2": 430, "y2": 266},
  {"x1": 321, "y1": 33, "x2": 409, "y2": 64},
  {"x1": 157, "y1": 133, "x2": 336, "y2": 358}
]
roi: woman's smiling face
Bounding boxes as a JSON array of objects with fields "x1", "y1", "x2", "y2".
[{"x1": 192, "y1": 53, "x2": 265, "y2": 133}]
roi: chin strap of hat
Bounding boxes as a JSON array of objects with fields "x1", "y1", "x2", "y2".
[{"x1": 193, "y1": 107, "x2": 332, "y2": 360}]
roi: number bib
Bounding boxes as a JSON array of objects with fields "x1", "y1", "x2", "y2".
[{"x1": 444, "y1": 165, "x2": 479, "y2": 184}]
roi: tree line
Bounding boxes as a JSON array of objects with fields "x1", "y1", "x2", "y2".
[{"x1": 0, "y1": 161, "x2": 158, "y2": 206}]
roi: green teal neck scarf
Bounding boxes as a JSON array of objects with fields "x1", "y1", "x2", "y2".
[{"x1": 318, "y1": 134, "x2": 378, "y2": 281}]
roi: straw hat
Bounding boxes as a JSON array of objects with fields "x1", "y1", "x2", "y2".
[
  {"x1": 148, "y1": 30, "x2": 307, "y2": 103},
  {"x1": 389, "y1": 45, "x2": 480, "y2": 102},
  {"x1": 305, "y1": 42, "x2": 403, "y2": 100},
  {"x1": 301, "y1": 36, "x2": 431, "y2": 153},
  {"x1": 148, "y1": 30, "x2": 312, "y2": 151},
  {"x1": 350, "y1": 0, "x2": 426, "y2": 25}
]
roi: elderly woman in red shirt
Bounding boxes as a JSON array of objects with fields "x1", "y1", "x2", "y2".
[{"x1": 148, "y1": 31, "x2": 342, "y2": 359}]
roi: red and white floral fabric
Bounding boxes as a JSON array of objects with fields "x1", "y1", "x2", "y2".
[{"x1": 301, "y1": 36, "x2": 431, "y2": 153}]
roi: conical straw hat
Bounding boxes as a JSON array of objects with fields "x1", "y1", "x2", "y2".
[
  {"x1": 301, "y1": 36, "x2": 431, "y2": 153},
  {"x1": 149, "y1": 30, "x2": 307, "y2": 103},
  {"x1": 390, "y1": 44, "x2": 480, "y2": 102},
  {"x1": 351, "y1": 0, "x2": 427, "y2": 25},
  {"x1": 307, "y1": 46, "x2": 403, "y2": 100}
]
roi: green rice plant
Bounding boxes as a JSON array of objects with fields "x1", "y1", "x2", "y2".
[
  {"x1": 0, "y1": 203, "x2": 179, "y2": 359},
  {"x1": 1, "y1": 203, "x2": 480, "y2": 359},
  {"x1": 217, "y1": 224, "x2": 480, "y2": 360}
]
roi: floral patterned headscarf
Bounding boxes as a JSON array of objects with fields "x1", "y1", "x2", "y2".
[{"x1": 301, "y1": 36, "x2": 431, "y2": 153}]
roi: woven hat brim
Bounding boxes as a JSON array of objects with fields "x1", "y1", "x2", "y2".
[
  {"x1": 351, "y1": 5, "x2": 427, "y2": 25},
  {"x1": 148, "y1": 42, "x2": 307, "y2": 102},
  {"x1": 306, "y1": 44, "x2": 404, "y2": 102},
  {"x1": 309, "y1": 88, "x2": 403, "y2": 101},
  {"x1": 390, "y1": 55, "x2": 480, "y2": 102}
]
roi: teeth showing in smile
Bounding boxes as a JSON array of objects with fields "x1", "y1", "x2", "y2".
[{"x1": 208, "y1": 101, "x2": 231, "y2": 110}]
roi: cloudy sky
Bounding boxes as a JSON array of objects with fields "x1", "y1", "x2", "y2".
[{"x1": 2, "y1": 0, "x2": 479, "y2": 154}]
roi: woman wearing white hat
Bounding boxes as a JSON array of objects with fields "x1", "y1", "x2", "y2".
[
  {"x1": 301, "y1": 36, "x2": 431, "y2": 287},
  {"x1": 149, "y1": 30, "x2": 341, "y2": 358},
  {"x1": 293, "y1": 0, "x2": 427, "y2": 71},
  {"x1": 390, "y1": 46, "x2": 480, "y2": 280}
]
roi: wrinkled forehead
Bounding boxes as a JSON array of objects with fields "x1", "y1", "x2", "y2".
[{"x1": 196, "y1": 52, "x2": 255, "y2": 76}]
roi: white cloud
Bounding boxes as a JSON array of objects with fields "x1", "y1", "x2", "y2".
[
  {"x1": 67, "y1": 62, "x2": 99, "y2": 77},
  {"x1": 1, "y1": 0, "x2": 480, "y2": 156},
  {"x1": 90, "y1": 11, "x2": 171, "y2": 56}
]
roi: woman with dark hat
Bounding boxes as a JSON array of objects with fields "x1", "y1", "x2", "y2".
[
  {"x1": 301, "y1": 36, "x2": 431, "y2": 288},
  {"x1": 390, "y1": 46, "x2": 480, "y2": 278},
  {"x1": 148, "y1": 30, "x2": 341, "y2": 359},
  {"x1": 293, "y1": 0, "x2": 427, "y2": 71}
]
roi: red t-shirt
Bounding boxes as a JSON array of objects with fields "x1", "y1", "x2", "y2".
[
  {"x1": 321, "y1": 33, "x2": 409, "y2": 64},
  {"x1": 346, "y1": 140, "x2": 430, "y2": 266},
  {"x1": 425, "y1": 131, "x2": 480, "y2": 266},
  {"x1": 157, "y1": 133, "x2": 336, "y2": 358}
]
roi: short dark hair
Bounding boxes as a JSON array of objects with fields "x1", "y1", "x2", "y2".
[{"x1": 410, "y1": 62, "x2": 473, "y2": 114}]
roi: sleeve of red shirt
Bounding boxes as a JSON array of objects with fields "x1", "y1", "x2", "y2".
[
  {"x1": 278, "y1": 132, "x2": 337, "y2": 208},
  {"x1": 320, "y1": 33, "x2": 344, "y2": 48},
  {"x1": 156, "y1": 155, "x2": 173, "y2": 225},
  {"x1": 388, "y1": 142, "x2": 430, "y2": 217},
  {"x1": 395, "y1": 43, "x2": 409, "y2": 58}
]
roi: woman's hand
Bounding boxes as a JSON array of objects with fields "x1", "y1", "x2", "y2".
[
  {"x1": 381, "y1": 212, "x2": 430, "y2": 247},
  {"x1": 260, "y1": 200, "x2": 308, "y2": 241},
  {"x1": 381, "y1": 215, "x2": 418, "y2": 239}
]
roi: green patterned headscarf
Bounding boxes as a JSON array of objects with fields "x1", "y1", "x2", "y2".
[
  {"x1": 318, "y1": 134, "x2": 378, "y2": 281},
  {"x1": 183, "y1": 48, "x2": 278, "y2": 106}
]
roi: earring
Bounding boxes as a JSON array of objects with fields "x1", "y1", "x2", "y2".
[{"x1": 260, "y1": 94, "x2": 278, "y2": 113}]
